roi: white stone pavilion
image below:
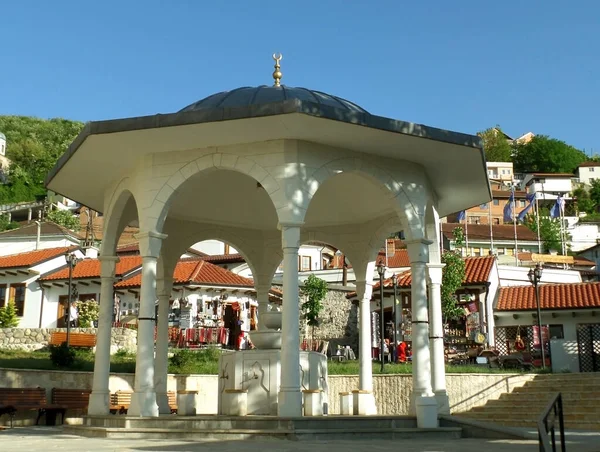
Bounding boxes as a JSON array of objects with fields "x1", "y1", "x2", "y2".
[{"x1": 46, "y1": 58, "x2": 490, "y2": 428}]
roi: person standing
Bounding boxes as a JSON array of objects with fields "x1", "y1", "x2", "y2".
[{"x1": 69, "y1": 302, "x2": 79, "y2": 328}]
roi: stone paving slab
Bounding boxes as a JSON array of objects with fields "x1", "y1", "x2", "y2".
[{"x1": 0, "y1": 426, "x2": 598, "y2": 452}]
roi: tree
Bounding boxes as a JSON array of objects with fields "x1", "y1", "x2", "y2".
[
  {"x1": 440, "y1": 227, "x2": 466, "y2": 326},
  {"x1": 301, "y1": 274, "x2": 328, "y2": 348},
  {"x1": 76, "y1": 299, "x2": 99, "y2": 328},
  {"x1": 573, "y1": 185, "x2": 595, "y2": 214},
  {"x1": 47, "y1": 209, "x2": 80, "y2": 231},
  {"x1": 0, "y1": 116, "x2": 84, "y2": 204},
  {"x1": 0, "y1": 214, "x2": 20, "y2": 232},
  {"x1": 589, "y1": 179, "x2": 600, "y2": 210},
  {"x1": 512, "y1": 135, "x2": 587, "y2": 174},
  {"x1": 0, "y1": 300, "x2": 20, "y2": 327},
  {"x1": 478, "y1": 127, "x2": 513, "y2": 162},
  {"x1": 523, "y1": 207, "x2": 563, "y2": 253}
]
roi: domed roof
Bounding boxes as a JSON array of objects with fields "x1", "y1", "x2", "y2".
[{"x1": 179, "y1": 85, "x2": 369, "y2": 114}]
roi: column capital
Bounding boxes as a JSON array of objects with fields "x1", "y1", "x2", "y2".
[
  {"x1": 135, "y1": 230, "x2": 168, "y2": 258},
  {"x1": 426, "y1": 263, "x2": 445, "y2": 285},
  {"x1": 98, "y1": 255, "x2": 119, "y2": 279},
  {"x1": 406, "y1": 239, "x2": 433, "y2": 264},
  {"x1": 280, "y1": 224, "x2": 302, "y2": 250}
]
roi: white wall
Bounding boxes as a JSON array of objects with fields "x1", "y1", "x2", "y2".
[
  {"x1": 191, "y1": 240, "x2": 238, "y2": 256},
  {"x1": 526, "y1": 178, "x2": 573, "y2": 196},
  {"x1": 498, "y1": 265, "x2": 582, "y2": 287},
  {"x1": 577, "y1": 166, "x2": 600, "y2": 185},
  {"x1": 567, "y1": 221, "x2": 599, "y2": 252},
  {"x1": 0, "y1": 237, "x2": 80, "y2": 256}
]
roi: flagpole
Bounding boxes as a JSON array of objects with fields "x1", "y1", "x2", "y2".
[
  {"x1": 465, "y1": 213, "x2": 469, "y2": 257},
  {"x1": 512, "y1": 184, "x2": 519, "y2": 266},
  {"x1": 535, "y1": 194, "x2": 542, "y2": 254},
  {"x1": 488, "y1": 200, "x2": 494, "y2": 255},
  {"x1": 560, "y1": 196, "x2": 566, "y2": 257}
]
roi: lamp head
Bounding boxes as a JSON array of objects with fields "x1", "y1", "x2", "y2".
[
  {"x1": 534, "y1": 262, "x2": 543, "y2": 280},
  {"x1": 391, "y1": 273, "x2": 397, "y2": 284},
  {"x1": 376, "y1": 259, "x2": 386, "y2": 277},
  {"x1": 527, "y1": 268, "x2": 534, "y2": 284}
]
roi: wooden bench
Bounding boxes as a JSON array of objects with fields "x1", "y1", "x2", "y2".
[
  {"x1": 49, "y1": 332, "x2": 96, "y2": 348},
  {"x1": 51, "y1": 388, "x2": 92, "y2": 413},
  {"x1": 109, "y1": 391, "x2": 178, "y2": 414},
  {"x1": 0, "y1": 387, "x2": 66, "y2": 427}
]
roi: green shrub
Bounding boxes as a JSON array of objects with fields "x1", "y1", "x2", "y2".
[
  {"x1": 168, "y1": 348, "x2": 221, "y2": 374},
  {"x1": 76, "y1": 299, "x2": 99, "y2": 328},
  {"x1": 49, "y1": 342, "x2": 76, "y2": 368},
  {"x1": 0, "y1": 300, "x2": 19, "y2": 327}
]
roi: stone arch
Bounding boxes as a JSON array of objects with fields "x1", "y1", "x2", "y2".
[
  {"x1": 304, "y1": 157, "x2": 428, "y2": 241},
  {"x1": 424, "y1": 202, "x2": 442, "y2": 264},
  {"x1": 141, "y1": 152, "x2": 283, "y2": 233},
  {"x1": 101, "y1": 179, "x2": 140, "y2": 256}
]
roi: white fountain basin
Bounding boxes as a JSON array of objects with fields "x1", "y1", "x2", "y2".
[
  {"x1": 249, "y1": 331, "x2": 282, "y2": 350},
  {"x1": 260, "y1": 311, "x2": 282, "y2": 330}
]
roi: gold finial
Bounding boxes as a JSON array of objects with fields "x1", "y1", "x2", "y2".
[{"x1": 272, "y1": 53, "x2": 283, "y2": 87}]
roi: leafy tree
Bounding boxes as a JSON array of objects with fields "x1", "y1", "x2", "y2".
[
  {"x1": 0, "y1": 300, "x2": 20, "y2": 327},
  {"x1": 0, "y1": 214, "x2": 20, "y2": 232},
  {"x1": 76, "y1": 299, "x2": 99, "y2": 328},
  {"x1": 301, "y1": 274, "x2": 328, "y2": 346},
  {"x1": 589, "y1": 179, "x2": 600, "y2": 210},
  {"x1": 478, "y1": 127, "x2": 513, "y2": 162},
  {"x1": 513, "y1": 135, "x2": 587, "y2": 174},
  {"x1": 47, "y1": 209, "x2": 80, "y2": 231},
  {"x1": 0, "y1": 116, "x2": 84, "y2": 204},
  {"x1": 523, "y1": 207, "x2": 563, "y2": 253},
  {"x1": 440, "y1": 227, "x2": 466, "y2": 326},
  {"x1": 573, "y1": 186, "x2": 595, "y2": 214}
]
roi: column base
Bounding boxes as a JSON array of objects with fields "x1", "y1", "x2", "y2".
[
  {"x1": 435, "y1": 390, "x2": 450, "y2": 415},
  {"x1": 128, "y1": 391, "x2": 159, "y2": 417},
  {"x1": 415, "y1": 395, "x2": 438, "y2": 428},
  {"x1": 155, "y1": 391, "x2": 171, "y2": 415},
  {"x1": 352, "y1": 390, "x2": 377, "y2": 415},
  {"x1": 278, "y1": 389, "x2": 302, "y2": 417},
  {"x1": 87, "y1": 390, "x2": 110, "y2": 415}
]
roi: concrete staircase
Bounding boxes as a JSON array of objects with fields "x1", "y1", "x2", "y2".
[
  {"x1": 454, "y1": 373, "x2": 600, "y2": 431},
  {"x1": 64, "y1": 415, "x2": 462, "y2": 440}
]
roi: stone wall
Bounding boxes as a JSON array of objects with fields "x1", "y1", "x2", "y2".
[
  {"x1": 0, "y1": 368, "x2": 536, "y2": 425},
  {"x1": 0, "y1": 327, "x2": 137, "y2": 353}
]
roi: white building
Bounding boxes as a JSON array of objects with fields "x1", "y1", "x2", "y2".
[
  {"x1": 0, "y1": 132, "x2": 10, "y2": 170},
  {"x1": 486, "y1": 162, "x2": 514, "y2": 184},
  {"x1": 0, "y1": 221, "x2": 82, "y2": 255},
  {"x1": 576, "y1": 161, "x2": 600, "y2": 186},
  {"x1": 522, "y1": 173, "x2": 574, "y2": 200}
]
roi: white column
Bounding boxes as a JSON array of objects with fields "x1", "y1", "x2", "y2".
[
  {"x1": 255, "y1": 282, "x2": 271, "y2": 326},
  {"x1": 128, "y1": 231, "x2": 166, "y2": 417},
  {"x1": 355, "y1": 276, "x2": 377, "y2": 415},
  {"x1": 88, "y1": 255, "x2": 119, "y2": 415},
  {"x1": 278, "y1": 224, "x2": 302, "y2": 417},
  {"x1": 407, "y1": 239, "x2": 438, "y2": 428},
  {"x1": 154, "y1": 277, "x2": 173, "y2": 414},
  {"x1": 427, "y1": 263, "x2": 449, "y2": 415}
]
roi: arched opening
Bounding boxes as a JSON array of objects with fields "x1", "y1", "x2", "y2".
[{"x1": 102, "y1": 188, "x2": 139, "y2": 256}]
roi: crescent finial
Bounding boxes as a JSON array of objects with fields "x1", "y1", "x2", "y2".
[{"x1": 272, "y1": 53, "x2": 283, "y2": 87}]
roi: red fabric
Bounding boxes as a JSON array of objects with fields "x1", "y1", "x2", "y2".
[{"x1": 397, "y1": 342, "x2": 407, "y2": 363}]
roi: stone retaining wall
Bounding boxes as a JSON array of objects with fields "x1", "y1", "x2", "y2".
[
  {"x1": 0, "y1": 368, "x2": 534, "y2": 426},
  {"x1": 0, "y1": 327, "x2": 137, "y2": 353}
]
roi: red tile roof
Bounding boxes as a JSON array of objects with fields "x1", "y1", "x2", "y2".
[
  {"x1": 348, "y1": 256, "x2": 496, "y2": 298},
  {"x1": 378, "y1": 249, "x2": 410, "y2": 268},
  {"x1": 0, "y1": 246, "x2": 78, "y2": 269},
  {"x1": 496, "y1": 282, "x2": 600, "y2": 311},
  {"x1": 443, "y1": 223, "x2": 538, "y2": 241},
  {"x1": 40, "y1": 256, "x2": 142, "y2": 281},
  {"x1": 578, "y1": 161, "x2": 600, "y2": 168},
  {"x1": 115, "y1": 259, "x2": 253, "y2": 288},
  {"x1": 201, "y1": 253, "x2": 245, "y2": 264}
]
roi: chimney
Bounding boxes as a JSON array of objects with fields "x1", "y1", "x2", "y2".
[{"x1": 83, "y1": 245, "x2": 99, "y2": 259}]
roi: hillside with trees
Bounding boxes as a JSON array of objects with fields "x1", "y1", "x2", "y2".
[{"x1": 0, "y1": 116, "x2": 84, "y2": 204}]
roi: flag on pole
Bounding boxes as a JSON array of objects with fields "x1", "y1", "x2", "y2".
[
  {"x1": 456, "y1": 210, "x2": 466, "y2": 222},
  {"x1": 503, "y1": 191, "x2": 514, "y2": 222},
  {"x1": 517, "y1": 193, "x2": 536, "y2": 222},
  {"x1": 550, "y1": 196, "x2": 565, "y2": 219}
]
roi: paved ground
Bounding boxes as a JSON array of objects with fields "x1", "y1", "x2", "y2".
[{"x1": 0, "y1": 427, "x2": 599, "y2": 452}]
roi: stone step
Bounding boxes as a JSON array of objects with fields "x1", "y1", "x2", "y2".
[
  {"x1": 64, "y1": 425, "x2": 462, "y2": 441},
  {"x1": 454, "y1": 415, "x2": 600, "y2": 431},
  {"x1": 469, "y1": 403, "x2": 600, "y2": 413}
]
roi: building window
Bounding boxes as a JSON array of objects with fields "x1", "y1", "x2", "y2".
[
  {"x1": 519, "y1": 200, "x2": 526, "y2": 207},
  {"x1": 549, "y1": 324, "x2": 564, "y2": 339},
  {"x1": 470, "y1": 216, "x2": 481, "y2": 225},
  {"x1": 590, "y1": 167, "x2": 595, "y2": 172},
  {"x1": 493, "y1": 199, "x2": 500, "y2": 206},
  {"x1": 0, "y1": 284, "x2": 6, "y2": 307},
  {"x1": 298, "y1": 255, "x2": 311, "y2": 271},
  {"x1": 10, "y1": 284, "x2": 26, "y2": 317},
  {"x1": 493, "y1": 218, "x2": 500, "y2": 225},
  {"x1": 479, "y1": 203, "x2": 487, "y2": 209}
]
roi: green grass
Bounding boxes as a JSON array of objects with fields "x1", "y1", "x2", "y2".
[{"x1": 0, "y1": 349, "x2": 550, "y2": 375}]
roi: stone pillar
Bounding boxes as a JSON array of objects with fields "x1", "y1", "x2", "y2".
[
  {"x1": 27, "y1": 208, "x2": 32, "y2": 222},
  {"x1": 128, "y1": 231, "x2": 166, "y2": 417},
  {"x1": 407, "y1": 239, "x2": 438, "y2": 428},
  {"x1": 278, "y1": 224, "x2": 302, "y2": 417},
  {"x1": 427, "y1": 263, "x2": 449, "y2": 415},
  {"x1": 88, "y1": 255, "x2": 119, "y2": 415},
  {"x1": 355, "y1": 277, "x2": 377, "y2": 415},
  {"x1": 154, "y1": 276, "x2": 173, "y2": 414}
]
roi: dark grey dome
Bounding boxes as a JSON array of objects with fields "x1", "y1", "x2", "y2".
[{"x1": 179, "y1": 85, "x2": 369, "y2": 114}]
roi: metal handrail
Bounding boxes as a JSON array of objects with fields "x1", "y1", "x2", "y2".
[{"x1": 538, "y1": 392, "x2": 566, "y2": 452}]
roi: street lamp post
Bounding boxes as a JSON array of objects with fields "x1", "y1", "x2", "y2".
[
  {"x1": 377, "y1": 260, "x2": 386, "y2": 372},
  {"x1": 65, "y1": 252, "x2": 79, "y2": 347},
  {"x1": 527, "y1": 262, "x2": 545, "y2": 369}
]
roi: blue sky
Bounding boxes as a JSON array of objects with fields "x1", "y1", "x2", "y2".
[{"x1": 1, "y1": 1, "x2": 598, "y2": 153}]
